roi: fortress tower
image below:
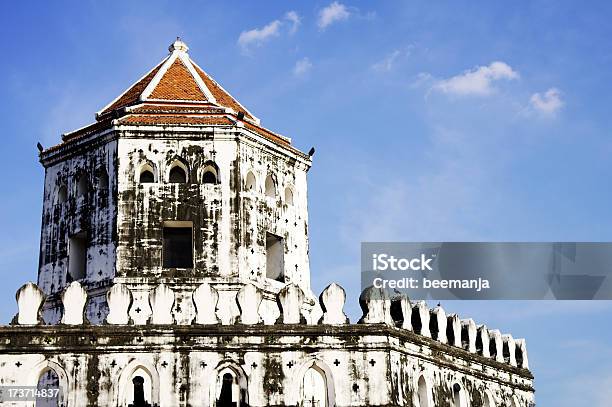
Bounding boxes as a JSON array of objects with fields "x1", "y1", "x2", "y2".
[
  {"x1": 37, "y1": 39, "x2": 313, "y2": 324},
  {"x1": 0, "y1": 40, "x2": 535, "y2": 407}
]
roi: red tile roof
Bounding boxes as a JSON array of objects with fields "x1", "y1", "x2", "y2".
[{"x1": 44, "y1": 40, "x2": 305, "y2": 157}]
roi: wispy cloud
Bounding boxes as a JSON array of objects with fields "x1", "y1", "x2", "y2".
[
  {"x1": 238, "y1": 20, "x2": 282, "y2": 51},
  {"x1": 372, "y1": 50, "x2": 402, "y2": 72},
  {"x1": 285, "y1": 11, "x2": 301, "y2": 34},
  {"x1": 433, "y1": 61, "x2": 519, "y2": 96},
  {"x1": 318, "y1": 2, "x2": 350, "y2": 30},
  {"x1": 293, "y1": 57, "x2": 313, "y2": 77},
  {"x1": 530, "y1": 87, "x2": 564, "y2": 115},
  {"x1": 237, "y1": 11, "x2": 301, "y2": 52}
]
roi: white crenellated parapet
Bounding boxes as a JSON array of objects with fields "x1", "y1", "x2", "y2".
[
  {"x1": 319, "y1": 283, "x2": 349, "y2": 325},
  {"x1": 503, "y1": 334, "x2": 517, "y2": 367},
  {"x1": 391, "y1": 294, "x2": 411, "y2": 330},
  {"x1": 236, "y1": 283, "x2": 263, "y2": 325},
  {"x1": 149, "y1": 283, "x2": 175, "y2": 325},
  {"x1": 462, "y1": 319, "x2": 477, "y2": 353},
  {"x1": 447, "y1": 314, "x2": 462, "y2": 347},
  {"x1": 277, "y1": 283, "x2": 305, "y2": 324},
  {"x1": 15, "y1": 282, "x2": 45, "y2": 325},
  {"x1": 106, "y1": 283, "x2": 132, "y2": 325},
  {"x1": 431, "y1": 305, "x2": 447, "y2": 344},
  {"x1": 413, "y1": 301, "x2": 430, "y2": 337},
  {"x1": 515, "y1": 338, "x2": 529, "y2": 369},
  {"x1": 358, "y1": 286, "x2": 394, "y2": 325},
  {"x1": 478, "y1": 325, "x2": 491, "y2": 358},
  {"x1": 192, "y1": 282, "x2": 219, "y2": 325},
  {"x1": 61, "y1": 281, "x2": 88, "y2": 325},
  {"x1": 489, "y1": 329, "x2": 504, "y2": 363}
]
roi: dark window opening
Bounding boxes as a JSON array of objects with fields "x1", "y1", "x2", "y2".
[
  {"x1": 411, "y1": 309, "x2": 422, "y2": 334},
  {"x1": 266, "y1": 232, "x2": 284, "y2": 282},
  {"x1": 217, "y1": 373, "x2": 236, "y2": 407},
  {"x1": 57, "y1": 185, "x2": 68, "y2": 204},
  {"x1": 140, "y1": 170, "x2": 155, "y2": 183},
  {"x1": 163, "y1": 226, "x2": 193, "y2": 268},
  {"x1": 129, "y1": 376, "x2": 151, "y2": 407},
  {"x1": 68, "y1": 231, "x2": 87, "y2": 280},
  {"x1": 77, "y1": 174, "x2": 88, "y2": 197},
  {"x1": 202, "y1": 170, "x2": 217, "y2": 184},
  {"x1": 446, "y1": 319, "x2": 455, "y2": 346},
  {"x1": 99, "y1": 170, "x2": 109, "y2": 190},
  {"x1": 169, "y1": 166, "x2": 187, "y2": 183}
]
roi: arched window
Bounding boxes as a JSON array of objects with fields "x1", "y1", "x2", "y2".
[
  {"x1": 246, "y1": 171, "x2": 256, "y2": 191},
  {"x1": 201, "y1": 162, "x2": 219, "y2": 184},
  {"x1": 285, "y1": 187, "x2": 294, "y2": 205},
  {"x1": 483, "y1": 391, "x2": 495, "y2": 407},
  {"x1": 139, "y1": 165, "x2": 155, "y2": 184},
  {"x1": 36, "y1": 368, "x2": 64, "y2": 407},
  {"x1": 265, "y1": 175, "x2": 276, "y2": 198},
  {"x1": 452, "y1": 383, "x2": 468, "y2": 407},
  {"x1": 57, "y1": 185, "x2": 68, "y2": 204},
  {"x1": 98, "y1": 169, "x2": 109, "y2": 190},
  {"x1": 77, "y1": 173, "x2": 88, "y2": 197},
  {"x1": 417, "y1": 376, "x2": 430, "y2": 407},
  {"x1": 302, "y1": 365, "x2": 328, "y2": 407},
  {"x1": 169, "y1": 164, "x2": 187, "y2": 183},
  {"x1": 214, "y1": 368, "x2": 247, "y2": 407},
  {"x1": 125, "y1": 367, "x2": 153, "y2": 407}
]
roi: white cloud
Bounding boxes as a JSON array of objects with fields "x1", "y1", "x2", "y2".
[
  {"x1": 237, "y1": 11, "x2": 302, "y2": 52},
  {"x1": 318, "y1": 2, "x2": 350, "y2": 30},
  {"x1": 285, "y1": 11, "x2": 301, "y2": 34},
  {"x1": 238, "y1": 20, "x2": 282, "y2": 51},
  {"x1": 293, "y1": 57, "x2": 313, "y2": 77},
  {"x1": 372, "y1": 50, "x2": 401, "y2": 72},
  {"x1": 433, "y1": 61, "x2": 519, "y2": 96},
  {"x1": 530, "y1": 87, "x2": 564, "y2": 115}
]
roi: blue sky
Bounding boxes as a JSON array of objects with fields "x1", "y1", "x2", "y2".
[{"x1": 1, "y1": 1, "x2": 612, "y2": 405}]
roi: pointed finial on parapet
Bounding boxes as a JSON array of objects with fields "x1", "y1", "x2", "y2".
[
  {"x1": 14, "y1": 282, "x2": 45, "y2": 325},
  {"x1": 431, "y1": 304, "x2": 447, "y2": 344},
  {"x1": 358, "y1": 286, "x2": 394, "y2": 325},
  {"x1": 277, "y1": 283, "x2": 305, "y2": 324},
  {"x1": 237, "y1": 283, "x2": 263, "y2": 324},
  {"x1": 412, "y1": 301, "x2": 430, "y2": 337},
  {"x1": 390, "y1": 293, "x2": 411, "y2": 330},
  {"x1": 515, "y1": 338, "x2": 529, "y2": 369},
  {"x1": 149, "y1": 283, "x2": 175, "y2": 324},
  {"x1": 61, "y1": 281, "x2": 88, "y2": 325},
  {"x1": 192, "y1": 282, "x2": 219, "y2": 325},
  {"x1": 106, "y1": 283, "x2": 132, "y2": 325},
  {"x1": 319, "y1": 283, "x2": 349, "y2": 324}
]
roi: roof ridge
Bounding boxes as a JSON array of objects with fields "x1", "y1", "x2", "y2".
[
  {"x1": 189, "y1": 59, "x2": 260, "y2": 125},
  {"x1": 96, "y1": 57, "x2": 168, "y2": 118}
]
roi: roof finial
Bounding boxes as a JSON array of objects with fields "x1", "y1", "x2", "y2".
[{"x1": 169, "y1": 37, "x2": 189, "y2": 54}]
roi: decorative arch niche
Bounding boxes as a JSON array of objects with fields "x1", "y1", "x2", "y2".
[
  {"x1": 56, "y1": 185, "x2": 68, "y2": 204},
  {"x1": 76, "y1": 173, "x2": 88, "y2": 197},
  {"x1": 139, "y1": 163, "x2": 156, "y2": 184},
  {"x1": 27, "y1": 360, "x2": 70, "y2": 407},
  {"x1": 265, "y1": 175, "x2": 276, "y2": 198},
  {"x1": 201, "y1": 161, "x2": 219, "y2": 184},
  {"x1": 209, "y1": 362, "x2": 248, "y2": 407},
  {"x1": 284, "y1": 186, "x2": 294, "y2": 205},
  {"x1": 117, "y1": 360, "x2": 160, "y2": 407},
  {"x1": 168, "y1": 160, "x2": 188, "y2": 183},
  {"x1": 245, "y1": 171, "x2": 257, "y2": 191},
  {"x1": 416, "y1": 375, "x2": 432, "y2": 407},
  {"x1": 290, "y1": 359, "x2": 335, "y2": 407}
]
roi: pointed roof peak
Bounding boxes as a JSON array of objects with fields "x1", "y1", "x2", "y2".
[
  {"x1": 97, "y1": 41, "x2": 260, "y2": 125},
  {"x1": 168, "y1": 37, "x2": 189, "y2": 54}
]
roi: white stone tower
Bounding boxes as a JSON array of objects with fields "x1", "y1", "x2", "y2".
[{"x1": 37, "y1": 39, "x2": 314, "y2": 324}]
